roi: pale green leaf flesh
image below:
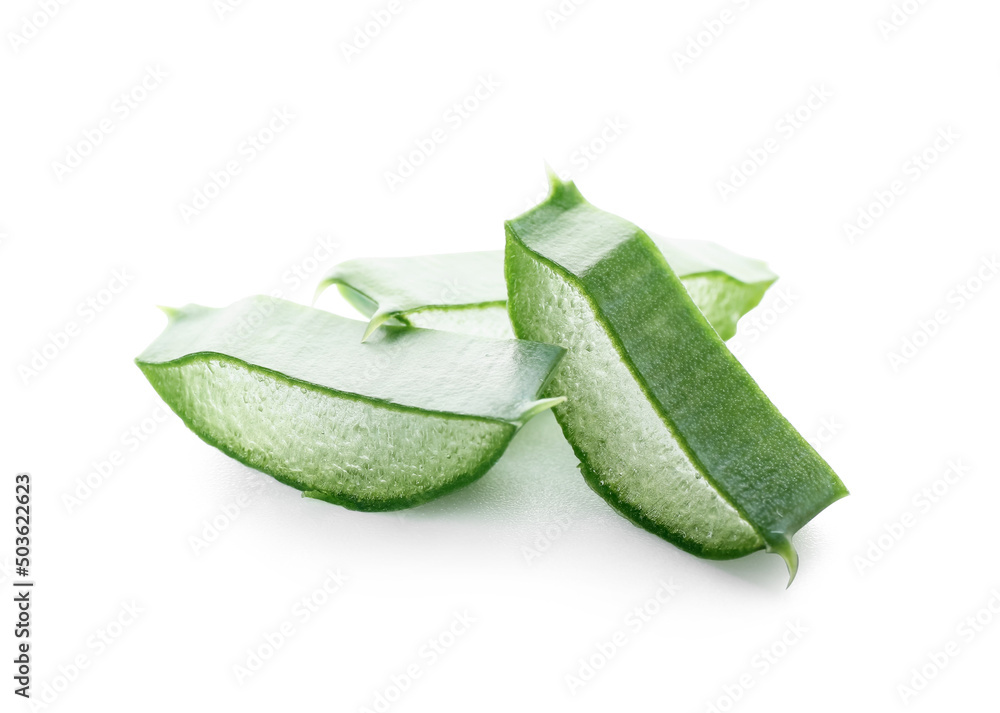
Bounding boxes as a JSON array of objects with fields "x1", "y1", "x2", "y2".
[
  {"x1": 136, "y1": 297, "x2": 565, "y2": 511},
  {"x1": 504, "y1": 178, "x2": 848, "y2": 583},
  {"x1": 506, "y1": 246, "x2": 765, "y2": 554},
  {"x1": 317, "y1": 239, "x2": 775, "y2": 341}
]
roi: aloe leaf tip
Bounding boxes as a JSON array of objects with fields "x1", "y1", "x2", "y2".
[
  {"x1": 544, "y1": 162, "x2": 560, "y2": 190},
  {"x1": 361, "y1": 310, "x2": 396, "y2": 342},
  {"x1": 518, "y1": 395, "x2": 567, "y2": 424},
  {"x1": 156, "y1": 305, "x2": 182, "y2": 321},
  {"x1": 311, "y1": 279, "x2": 331, "y2": 306},
  {"x1": 541, "y1": 166, "x2": 583, "y2": 206},
  {"x1": 765, "y1": 533, "x2": 799, "y2": 587}
]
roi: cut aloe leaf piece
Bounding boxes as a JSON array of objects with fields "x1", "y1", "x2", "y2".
[
  {"x1": 135, "y1": 296, "x2": 565, "y2": 511},
  {"x1": 504, "y1": 176, "x2": 847, "y2": 583},
  {"x1": 656, "y1": 238, "x2": 776, "y2": 341},
  {"x1": 316, "y1": 240, "x2": 774, "y2": 341},
  {"x1": 318, "y1": 251, "x2": 510, "y2": 341}
]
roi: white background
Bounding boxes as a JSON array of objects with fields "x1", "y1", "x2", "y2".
[{"x1": 2, "y1": 1, "x2": 999, "y2": 711}]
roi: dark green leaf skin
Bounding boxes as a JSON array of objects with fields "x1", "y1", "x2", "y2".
[
  {"x1": 505, "y1": 178, "x2": 848, "y2": 581},
  {"x1": 136, "y1": 297, "x2": 565, "y2": 511}
]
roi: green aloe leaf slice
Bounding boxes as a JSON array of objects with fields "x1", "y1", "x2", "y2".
[
  {"x1": 135, "y1": 296, "x2": 565, "y2": 511},
  {"x1": 320, "y1": 251, "x2": 512, "y2": 341},
  {"x1": 316, "y1": 239, "x2": 775, "y2": 342},
  {"x1": 504, "y1": 176, "x2": 847, "y2": 582},
  {"x1": 657, "y1": 238, "x2": 776, "y2": 341}
]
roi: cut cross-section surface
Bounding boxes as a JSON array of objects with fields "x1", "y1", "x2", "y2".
[
  {"x1": 504, "y1": 176, "x2": 848, "y2": 582},
  {"x1": 136, "y1": 297, "x2": 565, "y2": 511}
]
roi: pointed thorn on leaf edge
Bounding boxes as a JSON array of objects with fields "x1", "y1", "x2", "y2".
[
  {"x1": 156, "y1": 305, "x2": 181, "y2": 321},
  {"x1": 766, "y1": 534, "x2": 799, "y2": 588},
  {"x1": 361, "y1": 311, "x2": 394, "y2": 342}
]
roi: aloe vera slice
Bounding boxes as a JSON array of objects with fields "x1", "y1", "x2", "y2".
[
  {"x1": 656, "y1": 238, "x2": 776, "y2": 341},
  {"x1": 135, "y1": 296, "x2": 565, "y2": 511},
  {"x1": 504, "y1": 176, "x2": 847, "y2": 581},
  {"x1": 319, "y1": 251, "x2": 510, "y2": 340},
  {"x1": 317, "y1": 240, "x2": 774, "y2": 341}
]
